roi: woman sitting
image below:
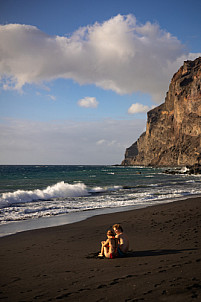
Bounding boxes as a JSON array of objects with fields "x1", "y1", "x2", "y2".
[{"x1": 98, "y1": 229, "x2": 117, "y2": 258}]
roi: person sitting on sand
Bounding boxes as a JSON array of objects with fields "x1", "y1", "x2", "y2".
[
  {"x1": 112, "y1": 224, "x2": 129, "y2": 257},
  {"x1": 98, "y1": 229, "x2": 117, "y2": 258}
]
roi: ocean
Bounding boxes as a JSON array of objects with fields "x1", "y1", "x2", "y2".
[{"x1": 0, "y1": 165, "x2": 201, "y2": 236}]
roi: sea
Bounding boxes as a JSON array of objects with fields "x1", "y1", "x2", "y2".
[{"x1": 0, "y1": 165, "x2": 201, "y2": 237}]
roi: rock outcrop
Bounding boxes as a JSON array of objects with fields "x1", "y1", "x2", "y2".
[{"x1": 122, "y1": 57, "x2": 201, "y2": 166}]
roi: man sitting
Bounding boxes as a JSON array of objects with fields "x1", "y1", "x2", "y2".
[{"x1": 112, "y1": 224, "x2": 129, "y2": 257}]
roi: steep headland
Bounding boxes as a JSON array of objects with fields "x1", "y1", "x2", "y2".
[{"x1": 122, "y1": 57, "x2": 201, "y2": 167}]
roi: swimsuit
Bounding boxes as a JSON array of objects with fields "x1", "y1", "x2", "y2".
[{"x1": 109, "y1": 253, "x2": 115, "y2": 259}]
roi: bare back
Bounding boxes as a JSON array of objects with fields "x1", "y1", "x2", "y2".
[
  {"x1": 117, "y1": 233, "x2": 129, "y2": 253},
  {"x1": 108, "y1": 237, "x2": 117, "y2": 254}
]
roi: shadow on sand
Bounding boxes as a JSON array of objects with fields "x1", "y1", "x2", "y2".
[
  {"x1": 126, "y1": 248, "x2": 197, "y2": 257},
  {"x1": 87, "y1": 248, "x2": 197, "y2": 259}
]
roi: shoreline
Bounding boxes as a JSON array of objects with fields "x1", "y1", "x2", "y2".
[
  {"x1": 1, "y1": 194, "x2": 201, "y2": 238},
  {"x1": 0, "y1": 196, "x2": 201, "y2": 301},
  {"x1": 0, "y1": 204, "x2": 140, "y2": 238}
]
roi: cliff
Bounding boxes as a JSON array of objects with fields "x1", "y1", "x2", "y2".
[{"x1": 122, "y1": 57, "x2": 201, "y2": 166}]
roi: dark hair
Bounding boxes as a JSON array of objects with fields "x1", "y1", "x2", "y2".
[
  {"x1": 112, "y1": 224, "x2": 123, "y2": 232},
  {"x1": 107, "y1": 229, "x2": 115, "y2": 236}
]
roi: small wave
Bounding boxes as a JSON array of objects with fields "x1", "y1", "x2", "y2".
[
  {"x1": 89, "y1": 186, "x2": 106, "y2": 194},
  {"x1": 0, "y1": 181, "x2": 89, "y2": 208},
  {"x1": 89, "y1": 185, "x2": 122, "y2": 194},
  {"x1": 128, "y1": 166, "x2": 145, "y2": 169},
  {"x1": 180, "y1": 167, "x2": 190, "y2": 173}
]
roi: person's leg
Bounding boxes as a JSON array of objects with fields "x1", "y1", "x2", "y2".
[
  {"x1": 98, "y1": 242, "x2": 106, "y2": 257},
  {"x1": 103, "y1": 247, "x2": 110, "y2": 258},
  {"x1": 98, "y1": 245, "x2": 104, "y2": 256}
]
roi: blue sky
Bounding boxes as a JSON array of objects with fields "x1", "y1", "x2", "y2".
[{"x1": 0, "y1": 0, "x2": 201, "y2": 164}]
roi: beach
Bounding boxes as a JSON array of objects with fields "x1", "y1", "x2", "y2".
[{"x1": 0, "y1": 197, "x2": 201, "y2": 302}]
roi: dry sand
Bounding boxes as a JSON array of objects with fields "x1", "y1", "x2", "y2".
[{"x1": 0, "y1": 197, "x2": 201, "y2": 301}]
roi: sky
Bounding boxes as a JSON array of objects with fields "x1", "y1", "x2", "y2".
[{"x1": 0, "y1": 0, "x2": 201, "y2": 165}]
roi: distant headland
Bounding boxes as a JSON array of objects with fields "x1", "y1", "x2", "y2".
[{"x1": 121, "y1": 57, "x2": 201, "y2": 168}]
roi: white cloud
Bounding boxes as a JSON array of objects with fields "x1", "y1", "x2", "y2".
[
  {"x1": 47, "y1": 94, "x2": 56, "y2": 101},
  {"x1": 96, "y1": 139, "x2": 106, "y2": 145},
  {"x1": 0, "y1": 16, "x2": 200, "y2": 102},
  {"x1": 78, "y1": 97, "x2": 98, "y2": 108},
  {"x1": 0, "y1": 118, "x2": 146, "y2": 165},
  {"x1": 96, "y1": 139, "x2": 119, "y2": 147},
  {"x1": 128, "y1": 103, "x2": 150, "y2": 114}
]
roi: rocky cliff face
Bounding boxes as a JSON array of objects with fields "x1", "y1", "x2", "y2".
[{"x1": 122, "y1": 57, "x2": 201, "y2": 166}]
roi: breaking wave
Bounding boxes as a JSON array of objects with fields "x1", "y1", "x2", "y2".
[
  {"x1": 0, "y1": 182, "x2": 122, "y2": 209},
  {"x1": 0, "y1": 181, "x2": 89, "y2": 208}
]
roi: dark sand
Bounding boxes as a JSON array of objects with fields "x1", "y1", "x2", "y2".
[{"x1": 0, "y1": 197, "x2": 201, "y2": 302}]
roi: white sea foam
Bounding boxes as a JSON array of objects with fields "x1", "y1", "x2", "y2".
[
  {"x1": 0, "y1": 182, "x2": 123, "y2": 209},
  {"x1": 0, "y1": 181, "x2": 89, "y2": 208},
  {"x1": 89, "y1": 185, "x2": 122, "y2": 194},
  {"x1": 1, "y1": 165, "x2": 201, "y2": 228},
  {"x1": 89, "y1": 187, "x2": 106, "y2": 193},
  {"x1": 180, "y1": 166, "x2": 190, "y2": 173}
]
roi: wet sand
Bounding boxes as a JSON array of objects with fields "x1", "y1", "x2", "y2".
[{"x1": 0, "y1": 197, "x2": 201, "y2": 301}]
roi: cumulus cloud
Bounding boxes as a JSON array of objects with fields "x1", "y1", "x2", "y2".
[
  {"x1": 0, "y1": 118, "x2": 145, "y2": 164},
  {"x1": 0, "y1": 15, "x2": 200, "y2": 102},
  {"x1": 128, "y1": 103, "x2": 150, "y2": 114},
  {"x1": 78, "y1": 97, "x2": 98, "y2": 108}
]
